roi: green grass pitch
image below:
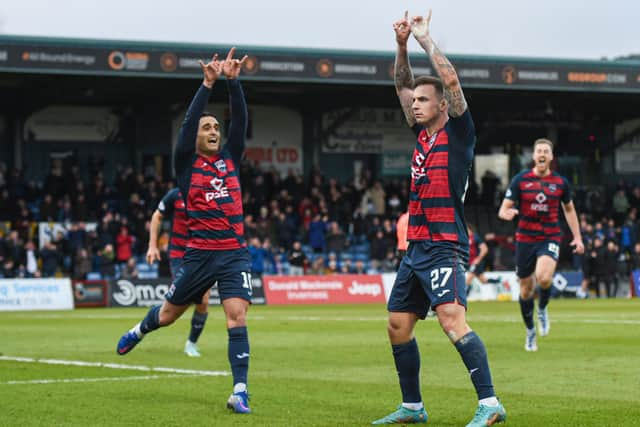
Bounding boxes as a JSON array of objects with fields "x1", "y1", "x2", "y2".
[{"x1": 1, "y1": 299, "x2": 639, "y2": 426}]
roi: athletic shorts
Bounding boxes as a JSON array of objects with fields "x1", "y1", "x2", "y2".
[
  {"x1": 515, "y1": 240, "x2": 560, "y2": 278},
  {"x1": 469, "y1": 260, "x2": 486, "y2": 275},
  {"x1": 166, "y1": 247, "x2": 251, "y2": 305},
  {"x1": 169, "y1": 258, "x2": 183, "y2": 280},
  {"x1": 388, "y1": 241, "x2": 468, "y2": 319}
]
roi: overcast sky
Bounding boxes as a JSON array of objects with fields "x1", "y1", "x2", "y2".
[{"x1": 0, "y1": 0, "x2": 637, "y2": 60}]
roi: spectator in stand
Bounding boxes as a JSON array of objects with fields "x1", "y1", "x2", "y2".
[
  {"x1": 325, "y1": 221, "x2": 347, "y2": 255},
  {"x1": 39, "y1": 194, "x2": 58, "y2": 221},
  {"x1": 370, "y1": 229, "x2": 391, "y2": 264},
  {"x1": 361, "y1": 180, "x2": 386, "y2": 216},
  {"x1": 248, "y1": 237, "x2": 275, "y2": 278},
  {"x1": 340, "y1": 259, "x2": 353, "y2": 274},
  {"x1": 629, "y1": 186, "x2": 640, "y2": 211},
  {"x1": 1, "y1": 259, "x2": 15, "y2": 278},
  {"x1": 308, "y1": 213, "x2": 327, "y2": 253},
  {"x1": 309, "y1": 255, "x2": 325, "y2": 275},
  {"x1": 604, "y1": 240, "x2": 620, "y2": 298},
  {"x1": 121, "y1": 257, "x2": 140, "y2": 280},
  {"x1": 73, "y1": 248, "x2": 92, "y2": 280},
  {"x1": 588, "y1": 237, "x2": 605, "y2": 298},
  {"x1": 0, "y1": 188, "x2": 11, "y2": 220},
  {"x1": 382, "y1": 250, "x2": 399, "y2": 272},
  {"x1": 620, "y1": 217, "x2": 636, "y2": 256},
  {"x1": 40, "y1": 241, "x2": 60, "y2": 277},
  {"x1": 24, "y1": 240, "x2": 39, "y2": 278},
  {"x1": 352, "y1": 259, "x2": 366, "y2": 275},
  {"x1": 287, "y1": 240, "x2": 307, "y2": 276},
  {"x1": 630, "y1": 242, "x2": 640, "y2": 271},
  {"x1": 73, "y1": 193, "x2": 88, "y2": 221},
  {"x1": 351, "y1": 207, "x2": 368, "y2": 244},
  {"x1": 95, "y1": 243, "x2": 116, "y2": 279},
  {"x1": 274, "y1": 211, "x2": 295, "y2": 250},
  {"x1": 5, "y1": 231, "x2": 26, "y2": 268},
  {"x1": 116, "y1": 226, "x2": 135, "y2": 266},
  {"x1": 612, "y1": 189, "x2": 630, "y2": 225},
  {"x1": 325, "y1": 257, "x2": 339, "y2": 275}
]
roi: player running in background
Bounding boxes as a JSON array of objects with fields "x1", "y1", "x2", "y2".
[
  {"x1": 498, "y1": 138, "x2": 584, "y2": 351},
  {"x1": 465, "y1": 224, "x2": 490, "y2": 295},
  {"x1": 117, "y1": 48, "x2": 254, "y2": 414},
  {"x1": 373, "y1": 10, "x2": 506, "y2": 427},
  {"x1": 147, "y1": 187, "x2": 211, "y2": 357}
]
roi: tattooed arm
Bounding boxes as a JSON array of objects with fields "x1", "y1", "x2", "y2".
[
  {"x1": 410, "y1": 10, "x2": 467, "y2": 117},
  {"x1": 393, "y1": 11, "x2": 416, "y2": 127}
]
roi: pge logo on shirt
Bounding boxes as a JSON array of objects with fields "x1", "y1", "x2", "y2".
[
  {"x1": 531, "y1": 192, "x2": 549, "y2": 212},
  {"x1": 205, "y1": 177, "x2": 229, "y2": 201}
]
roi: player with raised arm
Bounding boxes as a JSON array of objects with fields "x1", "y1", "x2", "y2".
[
  {"x1": 117, "y1": 48, "x2": 254, "y2": 414},
  {"x1": 147, "y1": 187, "x2": 211, "y2": 357},
  {"x1": 498, "y1": 138, "x2": 584, "y2": 351},
  {"x1": 372, "y1": 10, "x2": 506, "y2": 427}
]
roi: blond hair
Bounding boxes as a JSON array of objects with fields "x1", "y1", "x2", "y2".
[{"x1": 533, "y1": 138, "x2": 554, "y2": 151}]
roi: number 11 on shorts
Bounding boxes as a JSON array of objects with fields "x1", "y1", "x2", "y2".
[{"x1": 241, "y1": 272, "x2": 253, "y2": 295}]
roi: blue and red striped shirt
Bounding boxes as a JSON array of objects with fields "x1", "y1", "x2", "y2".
[
  {"x1": 174, "y1": 80, "x2": 248, "y2": 251},
  {"x1": 505, "y1": 169, "x2": 572, "y2": 243},
  {"x1": 407, "y1": 110, "x2": 475, "y2": 253},
  {"x1": 157, "y1": 188, "x2": 188, "y2": 260}
]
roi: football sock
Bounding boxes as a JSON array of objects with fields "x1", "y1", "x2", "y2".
[
  {"x1": 455, "y1": 331, "x2": 495, "y2": 400},
  {"x1": 139, "y1": 305, "x2": 161, "y2": 334},
  {"x1": 539, "y1": 286, "x2": 551, "y2": 310},
  {"x1": 188, "y1": 311, "x2": 208, "y2": 343},
  {"x1": 392, "y1": 338, "x2": 422, "y2": 404},
  {"x1": 228, "y1": 326, "x2": 250, "y2": 386},
  {"x1": 519, "y1": 296, "x2": 535, "y2": 330}
]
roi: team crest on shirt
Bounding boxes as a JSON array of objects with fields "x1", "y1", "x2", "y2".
[
  {"x1": 548, "y1": 183, "x2": 557, "y2": 192},
  {"x1": 214, "y1": 159, "x2": 227, "y2": 173}
]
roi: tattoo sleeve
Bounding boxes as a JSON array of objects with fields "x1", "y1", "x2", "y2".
[
  {"x1": 418, "y1": 36, "x2": 467, "y2": 117},
  {"x1": 395, "y1": 45, "x2": 416, "y2": 127}
]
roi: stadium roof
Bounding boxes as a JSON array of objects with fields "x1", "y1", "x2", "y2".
[{"x1": 1, "y1": 34, "x2": 640, "y2": 93}]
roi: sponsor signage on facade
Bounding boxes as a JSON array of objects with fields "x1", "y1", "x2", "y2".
[
  {"x1": 1, "y1": 37, "x2": 639, "y2": 92},
  {"x1": 0, "y1": 278, "x2": 74, "y2": 311},
  {"x1": 262, "y1": 274, "x2": 385, "y2": 305},
  {"x1": 109, "y1": 278, "x2": 265, "y2": 307},
  {"x1": 72, "y1": 280, "x2": 108, "y2": 307}
]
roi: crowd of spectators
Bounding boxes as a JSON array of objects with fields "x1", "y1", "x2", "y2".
[{"x1": 0, "y1": 158, "x2": 639, "y2": 298}]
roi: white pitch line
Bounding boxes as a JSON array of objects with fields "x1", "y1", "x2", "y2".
[
  {"x1": 3, "y1": 374, "x2": 196, "y2": 385},
  {"x1": 0, "y1": 356, "x2": 229, "y2": 376}
]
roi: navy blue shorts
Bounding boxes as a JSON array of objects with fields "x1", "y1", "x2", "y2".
[
  {"x1": 515, "y1": 240, "x2": 560, "y2": 278},
  {"x1": 166, "y1": 247, "x2": 251, "y2": 305},
  {"x1": 169, "y1": 258, "x2": 182, "y2": 280},
  {"x1": 388, "y1": 241, "x2": 467, "y2": 319}
]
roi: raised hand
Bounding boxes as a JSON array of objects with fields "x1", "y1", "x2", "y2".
[
  {"x1": 222, "y1": 47, "x2": 249, "y2": 80},
  {"x1": 570, "y1": 237, "x2": 585, "y2": 254},
  {"x1": 501, "y1": 208, "x2": 519, "y2": 221},
  {"x1": 410, "y1": 9, "x2": 432, "y2": 41},
  {"x1": 199, "y1": 53, "x2": 222, "y2": 88},
  {"x1": 393, "y1": 10, "x2": 412, "y2": 45}
]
